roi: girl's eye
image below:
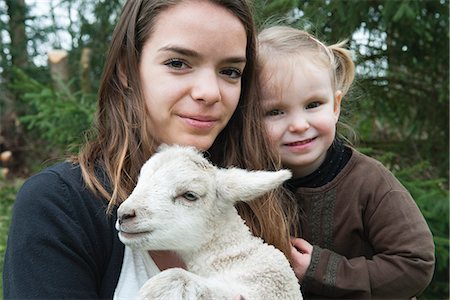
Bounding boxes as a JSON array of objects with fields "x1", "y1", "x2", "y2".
[
  {"x1": 164, "y1": 59, "x2": 189, "y2": 70},
  {"x1": 306, "y1": 101, "x2": 321, "y2": 109},
  {"x1": 266, "y1": 109, "x2": 284, "y2": 116},
  {"x1": 182, "y1": 191, "x2": 199, "y2": 202},
  {"x1": 220, "y1": 68, "x2": 242, "y2": 79}
]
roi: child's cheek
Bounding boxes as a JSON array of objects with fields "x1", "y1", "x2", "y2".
[{"x1": 264, "y1": 120, "x2": 283, "y2": 144}]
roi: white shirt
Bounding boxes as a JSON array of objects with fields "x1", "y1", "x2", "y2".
[{"x1": 113, "y1": 246, "x2": 160, "y2": 299}]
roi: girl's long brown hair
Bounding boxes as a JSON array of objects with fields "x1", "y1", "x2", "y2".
[{"x1": 73, "y1": 0, "x2": 297, "y2": 261}]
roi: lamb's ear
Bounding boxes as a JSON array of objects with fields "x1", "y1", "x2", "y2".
[{"x1": 215, "y1": 168, "x2": 292, "y2": 204}]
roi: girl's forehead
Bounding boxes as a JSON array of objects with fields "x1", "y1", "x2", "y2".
[
  {"x1": 143, "y1": 0, "x2": 247, "y2": 62},
  {"x1": 260, "y1": 54, "x2": 335, "y2": 100},
  {"x1": 261, "y1": 54, "x2": 330, "y2": 83},
  {"x1": 156, "y1": 0, "x2": 242, "y2": 29}
]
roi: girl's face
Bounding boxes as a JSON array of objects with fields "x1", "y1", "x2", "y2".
[
  {"x1": 139, "y1": 0, "x2": 247, "y2": 150},
  {"x1": 262, "y1": 57, "x2": 342, "y2": 178}
]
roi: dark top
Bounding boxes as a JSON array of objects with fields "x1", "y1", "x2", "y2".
[{"x1": 3, "y1": 161, "x2": 125, "y2": 299}]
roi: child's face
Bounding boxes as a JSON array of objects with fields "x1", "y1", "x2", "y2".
[
  {"x1": 139, "y1": 0, "x2": 247, "y2": 150},
  {"x1": 261, "y1": 57, "x2": 342, "y2": 177}
]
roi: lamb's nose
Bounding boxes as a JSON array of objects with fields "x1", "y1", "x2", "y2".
[{"x1": 118, "y1": 211, "x2": 136, "y2": 225}]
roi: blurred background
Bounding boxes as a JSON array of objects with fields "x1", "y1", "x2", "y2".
[{"x1": 0, "y1": 0, "x2": 448, "y2": 298}]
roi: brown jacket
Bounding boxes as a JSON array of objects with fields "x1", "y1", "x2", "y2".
[{"x1": 295, "y1": 150, "x2": 435, "y2": 299}]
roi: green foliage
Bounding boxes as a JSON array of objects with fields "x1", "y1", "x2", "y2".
[
  {"x1": 11, "y1": 68, "x2": 96, "y2": 155},
  {"x1": 74, "y1": 0, "x2": 123, "y2": 89}
]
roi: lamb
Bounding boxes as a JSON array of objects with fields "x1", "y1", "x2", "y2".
[{"x1": 116, "y1": 145, "x2": 302, "y2": 300}]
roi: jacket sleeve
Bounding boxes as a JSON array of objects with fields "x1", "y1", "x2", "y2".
[
  {"x1": 302, "y1": 189, "x2": 435, "y2": 298},
  {"x1": 3, "y1": 170, "x2": 113, "y2": 299}
]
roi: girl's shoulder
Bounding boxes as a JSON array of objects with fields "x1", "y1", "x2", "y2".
[
  {"x1": 23, "y1": 160, "x2": 83, "y2": 187},
  {"x1": 342, "y1": 148, "x2": 408, "y2": 193},
  {"x1": 16, "y1": 160, "x2": 110, "y2": 218},
  {"x1": 348, "y1": 149, "x2": 395, "y2": 176}
]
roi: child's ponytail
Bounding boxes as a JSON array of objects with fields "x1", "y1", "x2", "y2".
[{"x1": 330, "y1": 41, "x2": 355, "y2": 97}]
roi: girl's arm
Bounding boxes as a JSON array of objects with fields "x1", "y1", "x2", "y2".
[
  {"x1": 299, "y1": 189, "x2": 435, "y2": 298},
  {"x1": 3, "y1": 168, "x2": 122, "y2": 298}
]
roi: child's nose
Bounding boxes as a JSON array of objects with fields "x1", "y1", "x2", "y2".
[
  {"x1": 288, "y1": 117, "x2": 310, "y2": 132},
  {"x1": 191, "y1": 70, "x2": 221, "y2": 104}
]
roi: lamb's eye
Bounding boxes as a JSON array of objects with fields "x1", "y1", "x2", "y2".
[{"x1": 182, "y1": 191, "x2": 199, "y2": 202}]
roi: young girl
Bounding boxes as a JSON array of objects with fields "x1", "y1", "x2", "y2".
[
  {"x1": 3, "y1": 2, "x2": 296, "y2": 298},
  {"x1": 258, "y1": 25, "x2": 435, "y2": 299}
]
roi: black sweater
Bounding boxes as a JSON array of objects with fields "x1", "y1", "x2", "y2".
[{"x1": 3, "y1": 162, "x2": 125, "y2": 299}]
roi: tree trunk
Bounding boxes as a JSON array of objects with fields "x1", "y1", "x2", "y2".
[
  {"x1": 5, "y1": 0, "x2": 28, "y2": 68},
  {"x1": 1, "y1": 0, "x2": 28, "y2": 176},
  {"x1": 80, "y1": 47, "x2": 92, "y2": 93},
  {"x1": 48, "y1": 49, "x2": 70, "y2": 92}
]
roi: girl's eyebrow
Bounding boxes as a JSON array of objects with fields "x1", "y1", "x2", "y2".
[
  {"x1": 305, "y1": 91, "x2": 331, "y2": 101},
  {"x1": 159, "y1": 46, "x2": 198, "y2": 57},
  {"x1": 158, "y1": 45, "x2": 246, "y2": 64}
]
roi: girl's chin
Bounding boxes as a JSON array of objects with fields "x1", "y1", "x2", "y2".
[{"x1": 166, "y1": 137, "x2": 215, "y2": 151}]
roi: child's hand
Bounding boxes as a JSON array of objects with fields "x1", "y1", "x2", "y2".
[{"x1": 290, "y1": 237, "x2": 313, "y2": 282}]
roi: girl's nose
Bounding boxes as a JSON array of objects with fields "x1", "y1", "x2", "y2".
[
  {"x1": 288, "y1": 116, "x2": 310, "y2": 133},
  {"x1": 191, "y1": 70, "x2": 221, "y2": 104}
]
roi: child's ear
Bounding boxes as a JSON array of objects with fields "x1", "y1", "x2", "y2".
[{"x1": 334, "y1": 90, "x2": 342, "y2": 122}]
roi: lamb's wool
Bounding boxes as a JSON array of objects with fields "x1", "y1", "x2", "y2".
[{"x1": 116, "y1": 145, "x2": 303, "y2": 300}]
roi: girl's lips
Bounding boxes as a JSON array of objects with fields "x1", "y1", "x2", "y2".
[
  {"x1": 283, "y1": 138, "x2": 316, "y2": 151},
  {"x1": 284, "y1": 138, "x2": 315, "y2": 147},
  {"x1": 180, "y1": 115, "x2": 218, "y2": 129}
]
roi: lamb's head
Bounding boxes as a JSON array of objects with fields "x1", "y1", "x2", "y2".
[{"x1": 116, "y1": 145, "x2": 291, "y2": 252}]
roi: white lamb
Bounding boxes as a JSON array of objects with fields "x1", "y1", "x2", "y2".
[{"x1": 116, "y1": 145, "x2": 302, "y2": 300}]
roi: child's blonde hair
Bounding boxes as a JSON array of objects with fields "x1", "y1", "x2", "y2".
[{"x1": 258, "y1": 25, "x2": 355, "y2": 98}]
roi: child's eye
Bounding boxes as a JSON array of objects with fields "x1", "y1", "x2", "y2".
[
  {"x1": 266, "y1": 109, "x2": 284, "y2": 116},
  {"x1": 164, "y1": 59, "x2": 189, "y2": 70},
  {"x1": 306, "y1": 101, "x2": 321, "y2": 109},
  {"x1": 220, "y1": 68, "x2": 242, "y2": 79}
]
